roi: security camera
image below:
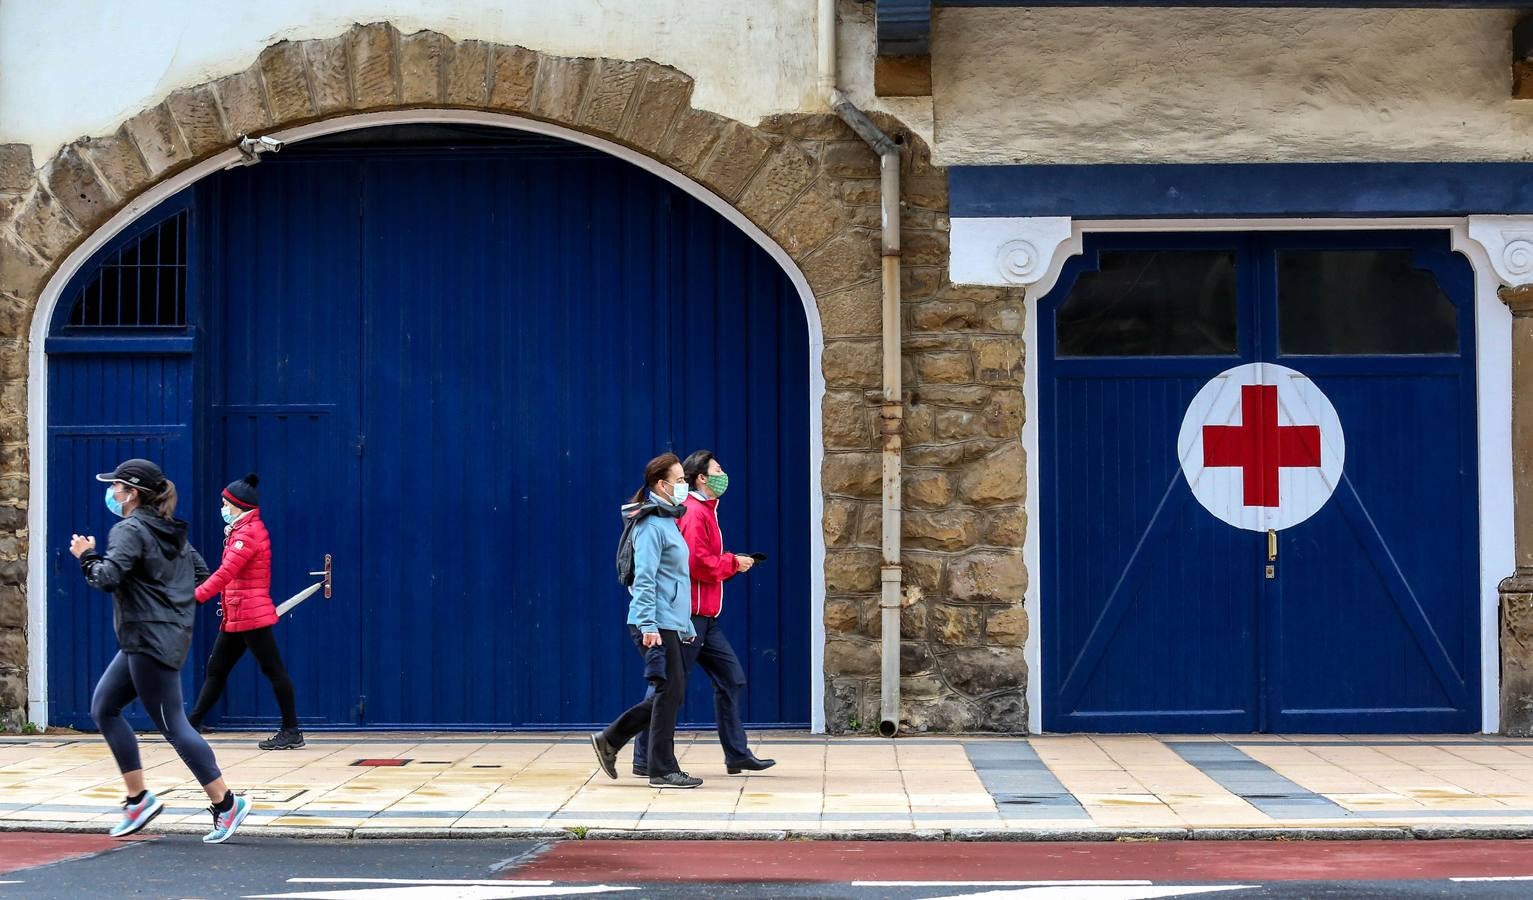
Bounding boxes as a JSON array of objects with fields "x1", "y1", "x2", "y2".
[
  {"x1": 238, "y1": 134, "x2": 284, "y2": 155},
  {"x1": 228, "y1": 134, "x2": 285, "y2": 168}
]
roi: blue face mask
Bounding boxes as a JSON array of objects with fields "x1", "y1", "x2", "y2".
[
  {"x1": 221, "y1": 506, "x2": 238, "y2": 525},
  {"x1": 104, "y1": 485, "x2": 125, "y2": 518}
]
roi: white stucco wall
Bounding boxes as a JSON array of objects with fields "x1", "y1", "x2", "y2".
[
  {"x1": 933, "y1": 8, "x2": 1533, "y2": 165},
  {"x1": 5, "y1": 3, "x2": 1532, "y2": 172},
  {"x1": 0, "y1": 0, "x2": 840, "y2": 166}
]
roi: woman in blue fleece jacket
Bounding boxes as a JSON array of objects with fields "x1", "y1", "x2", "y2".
[{"x1": 590, "y1": 453, "x2": 702, "y2": 790}]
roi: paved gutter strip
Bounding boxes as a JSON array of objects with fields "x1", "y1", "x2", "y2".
[
  {"x1": 963, "y1": 739, "x2": 1092, "y2": 821},
  {"x1": 1168, "y1": 740, "x2": 1357, "y2": 819}
]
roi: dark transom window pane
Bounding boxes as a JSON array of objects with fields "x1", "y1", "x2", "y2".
[
  {"x1": 1278, "y1": 250, "x2": 1457, "y2": 355},
  {"x1": 1056, "y1": 250, "x2": 1238, "y2": 357},
  {"x1": 67, "y1": 210, "x2": 188, "y2": 328}
]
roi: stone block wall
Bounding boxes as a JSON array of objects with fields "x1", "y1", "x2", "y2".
[
  {"x1": 0, "y1": 22, "x2": 1029, "y2": 733},
  {"x1": 815, "y1": 137, "x2": 1030, "y2": 730}
]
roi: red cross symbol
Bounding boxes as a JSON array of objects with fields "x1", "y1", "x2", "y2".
[{"x1": 1202, "y1": 384, "x2": 1322, "y2": 508}]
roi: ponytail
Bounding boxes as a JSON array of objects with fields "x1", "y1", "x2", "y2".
[{"x1": 153, "y1": 479, "x2": 178, "y2": 519}]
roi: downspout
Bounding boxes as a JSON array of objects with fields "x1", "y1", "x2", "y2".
[{"x1": 819, "y1": 0, "x2": 904, "y2": 738}]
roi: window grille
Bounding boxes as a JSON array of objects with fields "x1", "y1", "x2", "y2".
[{"x1": 67, "y1": 210, "x2": 188, "y2": 328}]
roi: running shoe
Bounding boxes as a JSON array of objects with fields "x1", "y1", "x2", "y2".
[
  {"x1": 589, "y1": 733, "x2": 618, "y2": 779},
  {"x1": 649, "y1": 771, "x2": 703, "y2": 789},
  {"x1": 202, "y1": 793, "x2": 251, "y2": 844},
  {"x1": 108, "y1": 791, "x2": 163, "y2": 837},
  {"x1": 259, "y1": 728, "x2": 305, "y2": 750}
]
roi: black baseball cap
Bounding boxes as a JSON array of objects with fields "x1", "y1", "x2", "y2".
[{"x1": 95, "y1": 458, "x2": 167, "y2": 495}]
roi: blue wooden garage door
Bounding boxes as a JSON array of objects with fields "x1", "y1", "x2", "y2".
[
  {"x1": 47, "y1": 126, "x2": 812, "y2": 729},
  {"x1": 1040, "y1": 231, "x2": 1480, "y2": 733}
]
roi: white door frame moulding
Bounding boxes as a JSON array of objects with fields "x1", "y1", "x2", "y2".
[{"x1": 951, "y1": 214, "x2": 1516, "y2": 735}]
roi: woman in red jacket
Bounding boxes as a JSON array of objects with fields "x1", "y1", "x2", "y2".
[{"x1": 186, "y1": 474, "x2": 304, "y2": 750}]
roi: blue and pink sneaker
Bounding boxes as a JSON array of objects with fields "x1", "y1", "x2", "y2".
[
  {"x1": 109, "y1": 791, "x2": 163, "y2": 838},
  {"x1": 202, "y1": 793, "x2": 251, "y2": 844}
]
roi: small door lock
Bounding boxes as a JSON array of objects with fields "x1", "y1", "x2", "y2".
[{"x1": 1265, "y1": 564, "x2": 1276, "y2": 580}]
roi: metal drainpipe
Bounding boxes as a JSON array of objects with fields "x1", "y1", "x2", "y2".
[{"x1": 819, "y1": 0, "x2": 904, "y2": 738}]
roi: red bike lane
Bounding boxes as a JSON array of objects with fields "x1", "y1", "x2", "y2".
[
  {"x1": 515, "y1": 839, "x2": 1533, "y2": 884},
  {"x1": 0, "y1": 833, "x2": 146, "y2": 877}
]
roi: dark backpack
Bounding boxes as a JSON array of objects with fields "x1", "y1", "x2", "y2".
[
  {"x1": 616, "y1": 506, "x2": 654, "y2": 587},
  {"x1": 616, "y1": 501, "x2": 685, "y2": 587}
]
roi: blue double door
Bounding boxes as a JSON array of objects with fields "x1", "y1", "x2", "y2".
[
  {"x1": 1041, "y1": 231, "x2": 1481, "y2": 733},
  {"x1": 121, "y1": 132, "x2": 808, "y2": 729},
  {"x1": 198, "y1": 138, "x2": 811, "y2": 728}
]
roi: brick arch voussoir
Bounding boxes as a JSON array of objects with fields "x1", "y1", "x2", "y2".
[{"x1": 11, "y1": 21, "x2": 900, "y2": 333}]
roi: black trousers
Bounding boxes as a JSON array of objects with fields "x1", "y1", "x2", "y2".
[
  {"x1": 188, "y1": 626, "x2": 299, "y2": 729},
  {"x1": 601, "y1": 627, "x2": 687, "y2": 777},
  {"x1": 634, "y1": 615, "x2": 749, "y2": 769}
]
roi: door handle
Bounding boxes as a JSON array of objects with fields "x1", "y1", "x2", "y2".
[
  {"x1": 308, "y1": 553, "x2": 333, "y2": 599},
  {"x1": 1267, "y1": 529, "x2": 1277, "y2": 562}
]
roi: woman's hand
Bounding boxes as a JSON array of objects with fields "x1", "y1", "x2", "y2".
[
  {"x1": 69, "y1": 534, "x2": 96, "y2": 559},
  {"x1": 735, "y1": 554, "x2": 755, "y2": 573},
  {"x1": 642, "y1": 631, "x2": 663, "y2": 648}
]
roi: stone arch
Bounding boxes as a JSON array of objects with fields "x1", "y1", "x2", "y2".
[{"x1": 0, "y1": 22, "x2": 1028, "y2": 735}]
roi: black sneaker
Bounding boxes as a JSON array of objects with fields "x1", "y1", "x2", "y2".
[
  {"x1": 589, "y1": 733, "x2": 618, "y2": 779},
  {"x1": 632, "y1": 764, "x2": 649, "y2": 778},
  {"x1": 259, "y1": 728, "x2": 305, "y2": 750},
  {"x1": 649, "y1": 771, "x2": 703, "y2": 789}
]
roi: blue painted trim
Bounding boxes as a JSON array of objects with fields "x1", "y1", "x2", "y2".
[
  {"x1": 951, "y1": 163, "x2": 1533, "y2": 219},
  {"x1": 878, "y1": 0, "x2": 932, "y2": 56},
  {"x1": 44, "y1": 335, "x2": 195, "y2": 355}
]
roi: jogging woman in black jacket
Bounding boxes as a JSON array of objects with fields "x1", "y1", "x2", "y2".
[{"x1": 70, "y1": 458, "x2": 252, "y2": 844}]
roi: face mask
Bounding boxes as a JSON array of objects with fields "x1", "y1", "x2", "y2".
[
  {"x1": 671, "y1": 481, "x2": 689, "y2": 505},
  {"x1": 706, "y1": 473, "x2": 730, "y2": 498},
  {"x1": 104, "y1": 485, "x2": 125, "y2": 518},
  {"x1": 221, "y1": 506, "x2": 238, "y2": 525}
]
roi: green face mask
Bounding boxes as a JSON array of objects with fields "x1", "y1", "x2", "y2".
[{"x1": 706, "y1": 472, "x2": 730, "y2": 498}]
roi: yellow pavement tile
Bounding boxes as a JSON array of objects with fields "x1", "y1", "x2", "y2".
[{"x1": 3, "y1": 731, "x2": 1530, "y2": 836}]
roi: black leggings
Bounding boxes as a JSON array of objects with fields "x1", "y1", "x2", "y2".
[
  {"x1": 91, "y1": 651, "x2": 222, "y2": 786},
  {"x1": 188, "y1": 626, "x2": 298, "y2": 729}
]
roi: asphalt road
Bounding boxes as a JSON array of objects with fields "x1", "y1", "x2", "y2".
[{"x1": 4, "y1": 834, "x2": 1533, "y2": 898}]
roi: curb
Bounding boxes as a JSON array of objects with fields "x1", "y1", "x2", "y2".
[
  {"x1": 7, "y1": 820, "x2": 1533, "y2": 842},
  {"x1": 952, "y1": 828, "x2": 1189, "y2": 842},
  {"x1": 1189, "y1": 827, "x2": 1412, "y2": 841}
]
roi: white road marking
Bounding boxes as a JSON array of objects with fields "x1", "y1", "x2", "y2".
[
  {"x1": 917, "y1": 886, "x2": 1254, "y2": 900},
  {"x1": 1451, "y1": 876, "x2": 1533, "y2": 882}
]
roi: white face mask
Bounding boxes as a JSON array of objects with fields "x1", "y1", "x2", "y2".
[{"x1": 670, "y1": 481, "x2": 689, "y2": 504}]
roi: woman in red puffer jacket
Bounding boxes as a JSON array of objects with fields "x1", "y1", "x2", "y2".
[{"x1": 186, "y1": 474, "x2": 304, "y2": 750}]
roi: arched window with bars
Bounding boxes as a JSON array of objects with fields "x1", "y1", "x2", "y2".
[{"x1": 64, "y1": 208, "x2": 189, "y2": 330}]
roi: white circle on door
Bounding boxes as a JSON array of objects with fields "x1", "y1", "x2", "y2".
[{"x1": 1177, "y1": 363, "x2": 1345, "y2": 532}]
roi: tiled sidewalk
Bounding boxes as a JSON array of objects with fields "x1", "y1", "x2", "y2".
[{"x1": 4, "y1": 732, "x2": 1533, "y2": 838}]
